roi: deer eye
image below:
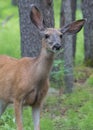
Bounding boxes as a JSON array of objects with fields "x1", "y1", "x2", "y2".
[
  {"x1": 45, "y1": 34, "x2": 50, "y2": 39},
  {"x1": 60, "y1": 34, "x2": 62, "y2": 39}
]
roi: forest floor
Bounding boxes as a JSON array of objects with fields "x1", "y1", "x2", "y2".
[{"x1": 42, "y1": 66, "x2": 93, "y2": 130}]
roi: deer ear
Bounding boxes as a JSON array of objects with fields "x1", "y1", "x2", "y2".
[
  {"x1": 60, "y1": 19, "x2": 86, "y2": 35},
  {"x1": 30, "y1": 5, "x2": 44, "y2": 30}
]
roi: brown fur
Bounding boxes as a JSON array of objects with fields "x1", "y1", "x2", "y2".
[
  {"x1": 0, "y1": 44, "x2": 53, "y2": 130},
  {"x1": 0, "y1": 48, "x2": 53, "y2": 104}
]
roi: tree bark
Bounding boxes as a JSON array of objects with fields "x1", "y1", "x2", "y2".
[
  {"x1": 18, "y1": 0, "x2": 54, "y2": 57},
  {"x1": 71, "y1": 0, "x2": 77, "y2": 59},
  {"x1": 82, "y1": 0, "x2": 93, "y2": 67},
  {"x1": 60, "y1": 0, "x2": 77, "y2": 60},
  {"x1": 60, "y1": 0, "x2": 73, "y2": 93}
]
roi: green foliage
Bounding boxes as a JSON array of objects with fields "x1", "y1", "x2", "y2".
[
  {"x1": 53, "y1": 0, "x2": 61, "y2": 28},
  {"x1": 74, "y1": 66, "x2": 92, "y2": 83},
  {"x1": 51, "y1": 59, "x2": 64, "y2": 88},
  {"x1": 0, "y1": 107, "x2": 54, "y2": 130},
  {"x1": 41, "y1": 116, "x2": 54, "y2": 130},
  {"x1": 0, "y1": 19, "x2": 20, "y2": 58},
  {"x1": 45, "y1": 84, "x2": 93, "y2": 130},
  {"x1": 0, "y1": 107, "x2": 16, "y2": 130},
  {"x1": 0, "y1": 0, "x2": 20, "y2": 58},
  {"x1": 86, "y1": 74, "x2": 93, "y2": 87},
  {"x1": 84, "y1": 59, "x2": 93, "y2": 67},
  {"x1": 0, "y1": 0, "x2": 18, "y2": 19}
]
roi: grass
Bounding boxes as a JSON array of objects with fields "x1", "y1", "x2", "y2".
[
  {"x1": 45, "y1": 76, "x2": 93, "y2": 130},
  {"x1": 0, "y1": 0, "x2": 93, "y2": 130}
]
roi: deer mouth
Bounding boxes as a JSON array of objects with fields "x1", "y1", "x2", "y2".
[
  {"x1": 47, "y1": 44, "x2": 62, "y2": 53},
  {"x1": 52, "y1": 44, "x2": 62, "y2": 51}
]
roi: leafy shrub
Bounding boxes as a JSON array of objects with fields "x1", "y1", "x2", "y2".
[{"x1": 51, "y1": 59, "x2": 65, "y2": 88}]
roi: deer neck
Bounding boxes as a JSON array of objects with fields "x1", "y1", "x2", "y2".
[{"x1": 36, "y1": 44, "x2": 54, "y2": 79}]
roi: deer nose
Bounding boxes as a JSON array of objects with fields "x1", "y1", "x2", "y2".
[{"x1": 53, "y1": 43, "x2": 61, "y2": 50}]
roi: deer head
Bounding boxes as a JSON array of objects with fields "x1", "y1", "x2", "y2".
[{"x1": 30, "y1": 5, "x2": 85, "y2": 53}]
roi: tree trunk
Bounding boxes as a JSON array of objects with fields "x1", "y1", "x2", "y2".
[
  {"x1": 60, "y1": 0, "x2": 77, "y2": 60},
  {"x1": 12, "y1": 0, "x2": 18, "y2": 6},
  {"x1": 71, "y1": 0, "x2": 77, "y2": 59},
  {"x1": 60, "y1": 0, "x2": 73, "y2": 93},
  {"x1": 82, "y1": 0, "x2": 93, "y2": 67},
  {"x1": 18, "y1": 0, "x2": 54, "y2": 57}
]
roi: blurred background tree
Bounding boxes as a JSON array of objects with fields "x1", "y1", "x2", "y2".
[
  {"x1": 60, "y1": 0, "x2": 77, "y2": 59},
  {"x1": 71, "y1": 0, "x2": 77, "y2": 59},
  {"x1": 82, "y1": 0, "x2": 93, "y2": 67},
  {"x1": 18, "y1": 0, "x2": 54, "y2": 57},
  {"x1": 60, "y1": 0, "x2": 73, "y2": 93}
]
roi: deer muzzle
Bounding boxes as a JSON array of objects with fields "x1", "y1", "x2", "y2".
[{"x1": 52, "y1": 43, "x2": 62, "y2": 51}]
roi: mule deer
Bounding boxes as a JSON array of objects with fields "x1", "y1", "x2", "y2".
[{"x1": 0, "y1": 5, "x2": 85, "y2": 130}]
